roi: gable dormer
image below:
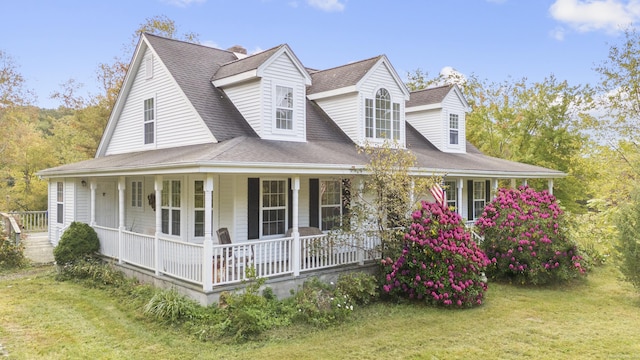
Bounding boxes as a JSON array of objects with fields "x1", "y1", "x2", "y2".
[
  {"x1": 308, "y1": 56, "x2": 410, "y2": 147},
  {"x1": 405, "y1": 85, "x2": 470, "y2": 153},
  {"x1": 212, "y1": 45, "x2": 312, "y2": 142}
]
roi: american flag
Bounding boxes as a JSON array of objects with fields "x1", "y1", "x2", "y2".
[{"x1": 430, "y1": 182, "x2": 445, "y2": 205}]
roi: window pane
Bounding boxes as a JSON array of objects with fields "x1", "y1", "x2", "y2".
[
  {"x1": 450, "y1": 130, "x2": 459, "y2": 145},
  {"x1": 194, "y1": 181, "x2": 204, "y2": 208},
  {"x1": 57, "y1": 203, "x2": 63, "y2": 224},
  {"x1": 365, "y1": 99, "x2": 373, "y2": 138},
  {"x1": 161, "y1": 209, "x2": 169, "y2": 234},
  {"x1": 444, "y1": 181, "x2": 457, "y2": 209},
  {"x1": 144, "y1": 122, "x2": 154, "y2": 144},
  {"x1": 392, "y1": 103, "x2": 400, "y2": 140},
  {"x1": 172, "y1": 210, "x2": 180, "y2": 236},
  {"x1": 376, "y1": 88, "x2": 391, "y2": 139},
  {"x1": 194, "y1": 210, "x2": 204, "y2": 237},
  {"x1": 321, "y1": 206, "x2": 341, "y2": 231},
  {"x1": 137, "y1": 182, "x2": 143, "y2": 207},
  {"x1": 172, "y1": 180, "x2": 181, "y2": 207},
  {"x1": 474, "y1": 200, "x2": 485, "y2": 219},
  {"x1": 57, "y1": 182, "x2": 64, "y2": 202},
  {"x1": 474, "y1": 182, "x2": 485, "y2": 199},
  {"x1": 161, "y1": 181, "x2": 169, "y2": 207}
]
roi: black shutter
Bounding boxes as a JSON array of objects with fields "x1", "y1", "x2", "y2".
[
  {"x1": 467, "y1": 180, "x2": 474, "y2": 220},
  {"x1": 309, "y1": 179, "x2": 319, "y2": 228},
  {"x1": 248, "y1": 178, "x2": 260, "y2": 240},
  {"x1": 288, "y1": 178, "x2": 293, "y2": 232},
  {"x1": 485, "y1": 180, "x2": 491, "y2": 203}
]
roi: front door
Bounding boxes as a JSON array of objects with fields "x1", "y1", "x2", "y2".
[{"x1": 96, "y1": 182, "x2": 117, "y2": 228}]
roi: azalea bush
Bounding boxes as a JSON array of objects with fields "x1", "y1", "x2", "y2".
[
  {"x1": 476, "y1": 186, "x2": 587, "y2": 285},
  {"x1": 382, "y1": 201, "x2": 490, "y2": 307}
]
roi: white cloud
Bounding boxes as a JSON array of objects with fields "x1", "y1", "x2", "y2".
[
  {"x1": 549, "y1": 26, "x2": 566, "y2": 41},
  {"x1": 307, "y1": 0, "x2": 345, "y2": 12},
  {"x1": 549, "y1": 0, "x2": 640, "y2": 35},
  {"x1": 161, "y1": 0, "x2": 206, "y2": 7}
]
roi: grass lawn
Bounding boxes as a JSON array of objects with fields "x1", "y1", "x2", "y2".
[{"x1": 1, "y1": 264, "x2": 639, "y2": 359}]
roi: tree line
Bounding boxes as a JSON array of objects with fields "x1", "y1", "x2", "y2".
[{"x1": 1, "y1": 17, "x2": 638, "y2": 230}]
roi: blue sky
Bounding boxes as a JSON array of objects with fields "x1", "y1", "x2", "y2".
[{"x1": 1, "y1": 0, "x2": 637, "y2": 109}]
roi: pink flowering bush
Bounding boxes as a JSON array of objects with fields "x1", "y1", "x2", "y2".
[
  {"x1": 382, "y1": 201, "x2": 491, "y2": 307},
  {"x1": 476, "y1": 186, "x2": 587, "y2": 285}
]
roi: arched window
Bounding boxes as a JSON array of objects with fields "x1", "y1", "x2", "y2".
[{"x1": 365, "y1": 88, "x2": 400, "y2": 140}]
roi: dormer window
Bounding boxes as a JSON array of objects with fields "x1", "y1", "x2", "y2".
[
  {"x1": 449, "y1": 113, "x2": 459, "y2": 145},
  {"x1": 275, "y1": 85, "x2": 293, "y2": 130},
  {"x1": 365, "y1": 88, "x2": 400, "y2": 140}
]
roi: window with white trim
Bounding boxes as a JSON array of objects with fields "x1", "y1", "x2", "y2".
[
  {"x1": 56, "y1": 182, "x2": 64, "y2": 224},
  {"x1": 473, "y1": 181, "x2": 486, "y2": 219},
  {"x1": 131, "y1": 180, "x2": 143, "y2": 209},
  {"x1": 194, "y1": 180, "x2": 204, "y2": 237},
  {"x1": 161, "y1": 180, "x2": 181, "y2": 236},
  {"x1": 365, "y1": 88, "x2": 400, "y2": 140},
  {"x1": 444, "y1": 180, "x2": 457, "y2": 210},
  {"x1": 262, "y1": 179, "x2": 286, "y2": 236},
  {"x1": 320, "y1": 180, "x2": 342, "y2": 231},
  {"x1": 144, "y1": 97, "x2": 155, "y2": 144},
  {"x1": 449, "y1": 113, "x2": 459, "y2": 145},
  {"x1": 275, "y1": 85, "x2": 293, "y2": 130}
]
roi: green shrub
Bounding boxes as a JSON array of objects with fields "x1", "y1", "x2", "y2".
[
  {"x1": 477, "y1": 186, "x2": 587, "y2": 285},
  {"x1": 615, "y1": 191, "x2": 640, "y2": 291},
  {"x1": 336, "y1": 272, "x2": 379, "y2": 305},
  {"x1": 53, "y1": 222, "x2": 100, "y2": 265},
  {"x1": 144, "y1": 288, "x2": 200, "y2": 323},
  {"x1": 291, "y1": 277, "x2": 354, "y2": 327},
  {"x1": 383, "y1": 201, "x2": 490, "y2": 307},
  {"x1": 0, "y1": 235, "x2": 28, "y2": 270}
]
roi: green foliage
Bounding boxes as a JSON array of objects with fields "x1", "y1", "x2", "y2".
[
  {"x1": 383, "y1": 201, "x2": 490, "y2": 307},
  {"x1": 335, "y1": 272, "x2": 379, "y2": 305},
  {"x1": 53, "y1": 222, "x2": 100, "y2": 265},
  {"x1": 291, "y1": 277, "x2": 354, "y2": 327},
  {"x1": 0, "y1": 234, "x2": 28, "y2": 270},
  {"x1": 463, "y1": 75, "x2": 594, "y2": 213},
  {"x1": 477, "y1": 186, "x2": 588, "y2": 285},
  {"x1": 568, "y1": 200, "x2": 617, "y2": 267},
  {"x1": 143, "y1": 288, "x2": 200, "y2": 323},
  {"x1": 615, "y1": 190, "x2": 640, "y2": 291}
]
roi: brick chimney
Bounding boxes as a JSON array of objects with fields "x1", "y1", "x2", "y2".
[{"x1": 227, "y1": 45, "x2": 247, "y2": 55}]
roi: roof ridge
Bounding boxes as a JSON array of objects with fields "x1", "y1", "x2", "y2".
[
  {"x1": 143, "y1": 32, "x2": 235, "y2": 55},
  {"x1": 409, "y1": 84, "x2": 452, "y2": 94},
  {"x1": 310, "y1": 55, "x2": 383, "y2": 74}
]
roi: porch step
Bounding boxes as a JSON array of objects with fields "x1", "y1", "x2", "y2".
[{"x1": 22, "y1": 232, "x2": 55, "y2": 264}]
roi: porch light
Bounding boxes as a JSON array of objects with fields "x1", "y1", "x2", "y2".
[{"x1": 81, "y1": 180, "x2": 87, "y2": 187}]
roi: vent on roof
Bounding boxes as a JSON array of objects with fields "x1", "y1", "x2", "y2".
[{"x1": 227, "y1": 45, "x2": 247, "y2": 55}]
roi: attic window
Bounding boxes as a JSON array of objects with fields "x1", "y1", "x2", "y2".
[
  {"x1": 145, "y1": 55, "x2": 153, "y2": 79},
  {"x1": 365, "y1": 88, "x2": 400, "y2": 141},
  {"x1": 275, "y1": 85, "x2": 293, "y2": 130},
  {"x1": 449, "y1": 113, "x2": 459, "y2": 145}
]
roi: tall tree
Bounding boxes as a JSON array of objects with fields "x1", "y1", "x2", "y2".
[{"x1": 463, "y1": 75, "x2": 593, "y2": 213}]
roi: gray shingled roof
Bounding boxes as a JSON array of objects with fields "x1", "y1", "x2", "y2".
[
  {"x1": 212, "y1": 45, "x2": 284, "y2": 80},
  {"x1": 39, "y1": 35, "x2": 563, "y2": 179},
  {"x1": 307, "y1": 56, "x2": 382, "y2": 95},
  {"x1": 406, "y1": 85, "x2": 452, "y2": 108},
  {"x1": 145, "y1": 33, "x2": 257, "y2": 141}
]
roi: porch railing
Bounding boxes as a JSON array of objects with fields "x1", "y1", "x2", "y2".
[
  {"x1": 9, "y1": 211, "x2": 48, "y2": 232},
  {"x1": 0, "y1": 212, "x2": 22, "y2": 245},
  {"x1": 91, "y1": 225, "x2": 382, "y2": 291}
]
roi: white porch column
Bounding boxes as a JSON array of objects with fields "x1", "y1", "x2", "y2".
[
  {"x1": 89, "y1": 179, "x2": 96, "y2": 226},
  {"x1": 523, "y1": 179, "x2": 528, "y2": 187},
  {"x1": 492, "y1": 179, "x2": 499, "y2": 197},
  {"x1": 202, "y1": 174, "x2": 214, "y2": 292},
  {"x1": 548, "y1": 179, "x2": 554, "y2": 195},
  {"x1": 409, "y1": 178, "x2": 415, "y2": 206},
  {"x1": 457, "y1": 178, "x2": 464, "y2": 217},
  {"x1": 117, "y1": 176, "x2": 126, "y2": 264},
  {"x1": 292, "y1": 176, "x2": 301, "y2": 277},
  {"x1": 510, "y1": 178, "x2": 516, "y2": 188},
  {"x1": 154, "y1": 176, "x2": 163, "y2": 276}
]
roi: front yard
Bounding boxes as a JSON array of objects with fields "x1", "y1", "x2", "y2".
[{"x1": 1, "y1": 264, "x2": 639, "y2": 359}]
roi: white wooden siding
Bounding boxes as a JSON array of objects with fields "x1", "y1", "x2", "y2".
[
  {"x1": 75, "y1": 180, "x2": 90, "y2": 224},
  {"x1": 260, "y1": 53, "x2": 307, "y2": 142},
  {"x1": 64, "y1": 180, "x2": 75, "y2": 225},
  {"x1": 407, "y1": 109, "x2": 443, "y2": 149},
  {"x1": 314, "y1": 93, "x2": 359, "y2": 142},
  {"x1": 442, "y1": 91, "x2": 467, "y2": 153},
  {"x1": 232, "y1": 176, "x2": 247, "y2": 243},
  {"x1": 105, "y1": 47, "x2": 214, "y2": 155},
  {"x1": 48, "y1": 181, "x2": 57, "y2": 245},
  {"x1": 223, "y1": 80, "x2": 262, "y2": 135}
]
